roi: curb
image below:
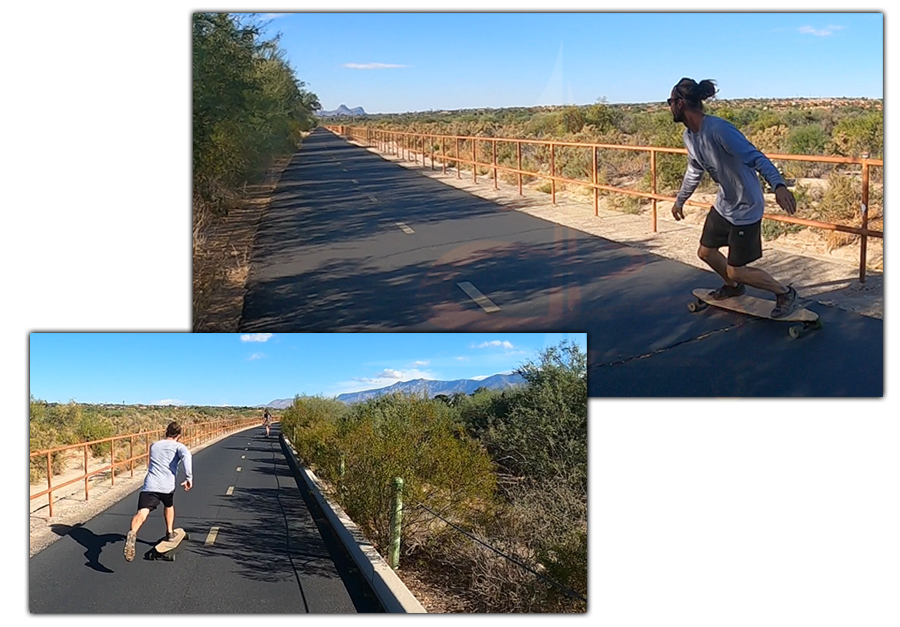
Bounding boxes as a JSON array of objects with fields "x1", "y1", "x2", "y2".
[{"x1": 280, "y1": 436, "x2": 427, "y2": 613}]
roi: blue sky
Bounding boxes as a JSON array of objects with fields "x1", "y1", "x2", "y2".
[
  {"x1": 29, "y1": 333, "x2": 586, "y2": 406},
  {"x1": 241, "y1": 11, "x2": 883, "y2": 113}
]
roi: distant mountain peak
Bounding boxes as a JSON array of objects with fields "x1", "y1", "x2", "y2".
[
  {"x1": 317, "y1": 104, "x2": 367, "y2": 118},
  {"x1": 334, "y1": 373, "x2": 525, "y2": 405}
]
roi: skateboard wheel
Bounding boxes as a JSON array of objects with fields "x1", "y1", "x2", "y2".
[
  {"x1": 789, "y1": 325, "x2": 802, "y2": 339},
  {"x1": 688, "y1": 300, "x2": 705, "y2": 313},
  {"x1": 811, "y1": 319, "x2": 823, "y2": 330}
]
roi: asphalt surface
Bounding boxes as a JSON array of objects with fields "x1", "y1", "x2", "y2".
[
  {"x1": 239, "y1": 128, "x2": 883, "y2": 397},
  {"x1": 29, "y1": 425, "x2": 383, "y2": 613}
]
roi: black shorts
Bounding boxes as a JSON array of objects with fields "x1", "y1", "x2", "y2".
[
  {"x1": 700, "y1": 208, "x2": 763, "y2": 267},
  {"x1": 137, "y1": 491, "x2": 174, "y2": 511}
]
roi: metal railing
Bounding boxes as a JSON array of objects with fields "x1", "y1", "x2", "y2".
[
  {"x1": 30, "y1": 418, "x2": 259, "y2": 517},
  {"x1": 327, "y1": 125, "x2": 883, "y2": 283}
]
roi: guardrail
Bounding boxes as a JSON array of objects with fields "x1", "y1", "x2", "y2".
[
  {"x1": 326, "y1": 125, "x2": 883, "y2": 283},
  {"x1": 30, "y1": 418, "x2": 259, "y2": 517}
]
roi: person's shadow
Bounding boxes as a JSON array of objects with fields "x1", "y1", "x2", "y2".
[{"x1": 50, "y1": 523, "x2": 138, "y2": 573}]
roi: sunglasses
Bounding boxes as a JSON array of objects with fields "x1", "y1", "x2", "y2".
[{"x1": 667, "y1": 97, "x2": 683, "y2": 106}]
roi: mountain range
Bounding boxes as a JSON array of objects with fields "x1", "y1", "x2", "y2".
[
  {"x1": 316, "y1": 105, "x2": 367, "y2": 117},
  {"x1": 264, "y1": 373, "x2": 525, "y2": 408}
]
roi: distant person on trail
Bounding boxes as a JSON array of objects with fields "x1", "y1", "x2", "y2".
[
  {"x1": 123, "y1": 421, "x2": 192, "y2": 562},
  {"x1": 263, "y1": 408, "x2": 272, "y2": 437},
  {"x1": 669, "y1": 77, "x2": 800, "y2": 318}
]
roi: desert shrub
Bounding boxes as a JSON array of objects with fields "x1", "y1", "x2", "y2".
[
  {"x1": 832, "y1": 111, "x2": 883, "y2": 159},
  {"x1": 482, "y1": 341, "x2": 587, "y2": 490},
  {"x1": 333, "y1": 395, "x2": 496, "y2": 552},
  {"x1": 280, "y1": 395, "x2": 347, "y2": 475}
]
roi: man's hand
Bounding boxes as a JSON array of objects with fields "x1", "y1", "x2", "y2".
[
  {"x1": 672, "y1": 202, "x2": 685, "y2": 221},
  {"x1": 182, "y1": 480, "x2": 192, "y2": 492},
  {"x1": 775, "y1": 185, "x2": 797, "y2": 215}
]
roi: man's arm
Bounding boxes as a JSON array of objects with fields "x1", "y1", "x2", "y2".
[
  {"x1": 180, "y1": 445, "x2": 193, "y2": 490},
  {"x1": 672, "y1": 157, "x2": 704, "y2": 220},
  {"x1": 716, "y1": 123, "x2": 796, "y2": 215}
]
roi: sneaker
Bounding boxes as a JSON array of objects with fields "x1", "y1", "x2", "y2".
[
  {"x1": 124, "y1": 530, "x2": 136, "y2": 562},
  {"x1": 771, "y1": 286, "x2": 799, "y2": 319},
  {"x1": 709, "y1": 283, "x2": 746, "y2": 300},
  {"x1": 166, "y1": 531, "x2": 177, "y2": 542}
]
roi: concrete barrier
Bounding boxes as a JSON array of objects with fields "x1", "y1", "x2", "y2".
[{"x1": 280, "y1": 435, "x2": 427, "y2": 613}]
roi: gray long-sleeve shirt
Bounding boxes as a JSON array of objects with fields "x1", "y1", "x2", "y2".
[
  {"x1": 675, "y1": 115, "x2": 786, "y2": 225},
  {"x1": 142, "y1": 439, "x2": 193, "y2": 493}
]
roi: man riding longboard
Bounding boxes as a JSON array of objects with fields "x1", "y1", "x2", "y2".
[
  {"x1": 669, "y1": 77, "x2": 800, "y2": 319},
  {"x1": 124, "y1": 421, "x2": 192, "y2": 562}
]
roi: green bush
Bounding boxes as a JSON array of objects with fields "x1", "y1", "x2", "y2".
[{"x1": 335, "y1": 394, "x2": 496, "y2": 551}]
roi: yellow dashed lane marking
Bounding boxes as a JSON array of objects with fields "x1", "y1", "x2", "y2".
[{"x1": 205, "y1": 527, "x2": 220, "y2": 546}]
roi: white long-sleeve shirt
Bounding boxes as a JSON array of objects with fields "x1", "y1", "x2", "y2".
[
  {"x1": 675, "y1": 115, "x2": 786, "y2": 225},
  {"x1": 142, "y1": 439, "x2": 193, "y2": 493}
]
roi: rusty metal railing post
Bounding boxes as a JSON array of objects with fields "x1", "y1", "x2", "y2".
[
  {"x1": 84, "y1": 444, "x2": 89, "y2": 500},
  {"x1": 593, "y1": 146, "x2": 598, "y2": 216},
  {"x1": 111, "y1": 438, "x2": 115, "y2": 486},
  {"x1": 46, "y1": 452, "x2": 53, "y2": 517},
  {"x1": 551, "y1": 143, "x2": 556, "y2": 205},
  {"x1": 472, "y1": 138, "x2": 477, "y2": 183},
  {"x1": 130, "y1": 435, "x2": 135, "y2": 477},
  {"x1": 431, "y1": 135, "x2": 435, "y2": 171},
  {"x1": 517, "y1": 142, "x2": 522, "y2": 195},
  {"x1": 651, "y1": 149, "x2": 658, "y2": 233},
  {"x1": 859, "y1": 158, "x2": 870, "y2": 283},
  {"x1": 456, "y1": 138, "x2": 461, "y2": 179},
  {"x1": 493, "y1": 140, "x2": 498, "y2": 190},
  {"x1": 441, "y1": 137, "x2": 446, "y2": 174}
]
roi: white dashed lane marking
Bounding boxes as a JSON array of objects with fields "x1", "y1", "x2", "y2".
[
  {"x1": 236, "y1": 467, "x2": 242, "y2": 472},
  {"x1": 457, "y1": 282, "x2": 501, "y2": 313},
  {"x1": 226, "y1": 486, "x2": 234, "y2": 496},
  {"x1": 396, "y1": 222, "x2": 415, "y2": 234},
  {"x1": 205, "y1": 527, "x2": 220, "y2": 546}
]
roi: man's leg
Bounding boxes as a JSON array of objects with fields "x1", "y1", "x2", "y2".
[
  {"x1": 726, "y1": 264, "x2": 788, "y2": 296},
  {"x1": 163, "y1": 506, "x2": 175, "y2": 536},
  {"x1": 130, "y1": 508, "x2": 150, "y2": 534},
  {"x1": 698, "y1": 245, "x2": 736, "y2": 286}
]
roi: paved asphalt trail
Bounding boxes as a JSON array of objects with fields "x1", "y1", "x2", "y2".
[
  {"x1": 240, "y1": 128, "x2": 882, "y2": 397},
  {"x1": 29, "y1": 425, "x2": 383, "y2": 613}
]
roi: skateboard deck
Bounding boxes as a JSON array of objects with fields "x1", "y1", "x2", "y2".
[
  {"x1": 147, "y1": 528, "x2": 188, "y2": 561},
  {"x1": 689, "y1": 288, "x2": 821, "y2": 339}
]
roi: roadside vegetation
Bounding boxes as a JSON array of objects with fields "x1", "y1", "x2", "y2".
[
  {"x1": 29, "y1": 398, "x2": 267, "y2": 482},
  {"x1": 332, "y1": 97, "x2": 882, "y2": 251},
  {"x1": 280, "y1": 341, "x2": 588, "y2": 612},
  {"x1": 192, "y1": 12, "x2": 320, "y2": 328}
]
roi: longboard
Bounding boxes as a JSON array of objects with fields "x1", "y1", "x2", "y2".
[
  {"x1": 146, "y1": 528, "x2": 188, "y2": 561},
  {"x1": 689, "y1": 288, "x2": 822, "y2": 339}
]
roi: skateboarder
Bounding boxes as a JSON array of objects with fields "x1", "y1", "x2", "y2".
[
  {"x1": 124, "y1": 421, "x2": 193, "y2": 561},
  {"x1": 263, "y1": 408, "x2": 272, "y2": 437},
  {"x1": 668, "y1": 77, "x2": 800, "y2": 318}
]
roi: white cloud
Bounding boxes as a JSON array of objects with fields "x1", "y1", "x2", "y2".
[
  {"x1": 343, "y1": 62, "x2": 410, "y2": 70},
  {"x1": 412, "y1": 360, "x2": 430, "y2": 367},
  {"x1": 155, "y1": 399, "x2": 186, "y2": 406},
  {"x1": 378, "y1": 369, "x2": 405, "y2": 380},
  {"x1": 240, "y1": 333, "x2": 273, "y2": 343},
  {"x1": 248, "y1": 353, "x2": 266, "y2": 361},
  {"x1": 456, "y1": 356, "x2": 469, "y2": 362},
  {"x1": 799, "y1": 25, "x2": 845, "y2": 37},
  {"x1": 475, "y1": 340, "x2": 515, "y2": 350}
]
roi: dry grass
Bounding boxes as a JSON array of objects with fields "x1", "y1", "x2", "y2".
[{"x1": 192, "y1": 155, "x2": 293, "y2": 331}]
